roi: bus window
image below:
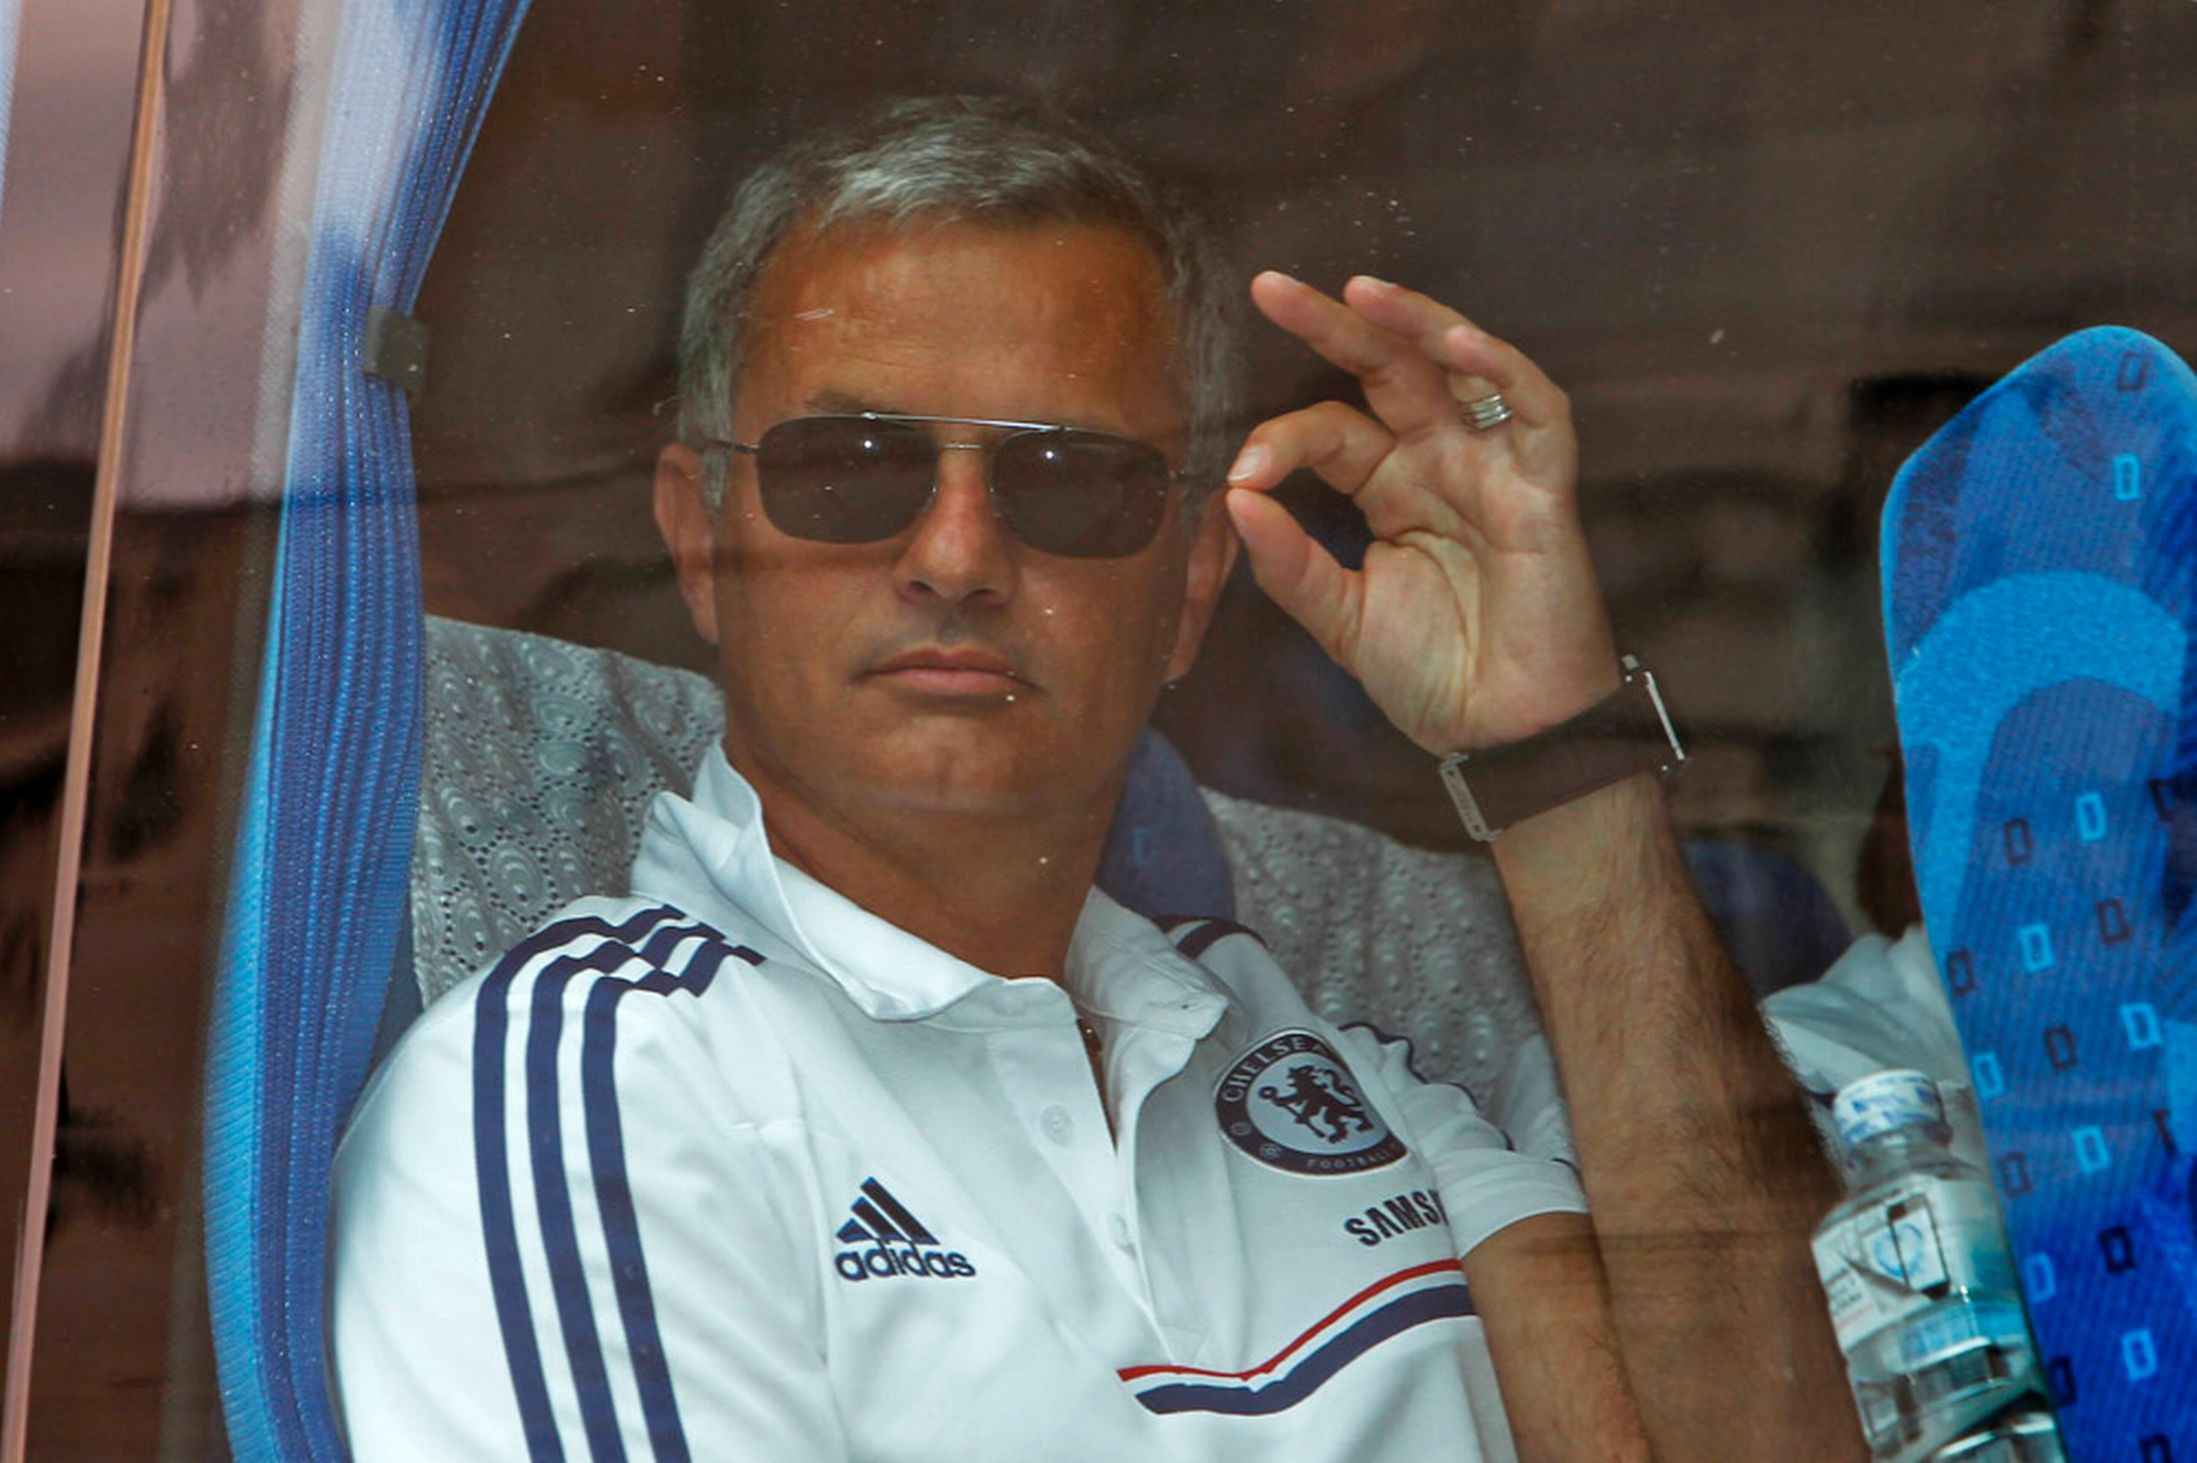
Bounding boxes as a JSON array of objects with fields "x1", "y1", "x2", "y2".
[{"x1": 7, "y1": 3, "x2": 2197, "y2": 1457}]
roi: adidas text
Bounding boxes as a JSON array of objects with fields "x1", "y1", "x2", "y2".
[{"x1": 834, "y1": 1242, "x2": 977, "y2": 1282}]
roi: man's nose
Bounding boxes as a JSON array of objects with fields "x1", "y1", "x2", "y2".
[{"x1": 891, "y1": 447, "x2": 1017, "y2": 607}]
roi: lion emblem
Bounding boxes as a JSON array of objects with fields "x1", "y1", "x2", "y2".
[
  {"x1": 1258, "y1": 1062, "x2": 1375, "y2": 1145},
  {"x1": 1216, "y1": 1030, "x2": 1406, "y2": 1174}
]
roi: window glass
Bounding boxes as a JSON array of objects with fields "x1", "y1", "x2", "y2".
[
  {"x1": 8, "y1": 1, "x2": 332, "y2": 1452},
  {"x1": 0, "y1": 0, "x2": 151, "y2": 1450},
  {"x1": 12, "y1": 1, "x2": 2197, "y2": 1455}
]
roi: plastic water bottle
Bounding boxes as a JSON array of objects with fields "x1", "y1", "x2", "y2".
[
  {"x1": 1811, "y1": 1070, "x2": 2056, "y2": 1460},
  {"x1": 1924, "y1": 1409, "x2": 2064, "y2": 1463}
]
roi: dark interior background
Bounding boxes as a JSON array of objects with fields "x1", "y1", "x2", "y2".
[{"x1": 411, "y1": 0, "x2": 2197, "y2": 929}]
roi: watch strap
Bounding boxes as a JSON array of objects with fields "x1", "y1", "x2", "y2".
[{"x1": 1438, "y1": 655, "x2": 1684, "y2": 841}]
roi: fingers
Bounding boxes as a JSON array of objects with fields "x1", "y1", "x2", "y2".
[
  {"x1": 1338, "y1": 276, "x2": 1565, "y2": 421},
  {"x1": 1226, "y1": 400, "x2": 1472, "y2": 542},
  {"x1": 1223, "y1": 487, "x2": 1361, "y2": 663},
  {"x1": 1225, "y1": 401, "x2": 1391, "y2": 497},
  {"x1": 1252, "y1": 269, "x2": 1572, "y2": 447},
  {"x1": 1253, "y1": 269, "x2": 1577, "y2": 491},
  {"x1": 1249, "y1": 271, "x2": 1460, "y2": 442}
]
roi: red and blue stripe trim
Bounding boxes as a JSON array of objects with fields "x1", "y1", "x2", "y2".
[{"x1": 1120, "y1": 1259, "x2": 1473, "y2": 1417}]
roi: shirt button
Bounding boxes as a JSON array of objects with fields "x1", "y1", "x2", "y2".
[
  {"x1": 1107, "y1": 1213, "x2": 1133, "y2": 1248},
  {"x1": 1041, "y1": 1105, "x2": 1074, "y2": 1144}
]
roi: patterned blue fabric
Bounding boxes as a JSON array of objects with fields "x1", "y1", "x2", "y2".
[
  {"x1": 1884, "y1": 326, "x2": 2197, "y2": 1458},
  {"x1": 0, "y1": 0, "x2": 18, "y2": 227},
  {"x1": 203, "y1": 1, "x2": 531, "y2": 1457}
]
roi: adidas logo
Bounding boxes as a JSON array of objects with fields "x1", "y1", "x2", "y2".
[{"x1": 831, "y1": 1178, "x2": 977, "y2": 1283}]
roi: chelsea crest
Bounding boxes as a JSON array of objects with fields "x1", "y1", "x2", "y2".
[{"x1": 1215, "y1": 1030, "x2": 1407, "y2": 1176}]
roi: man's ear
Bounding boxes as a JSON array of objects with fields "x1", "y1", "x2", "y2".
[
  {"x1": 1162, "y1": 494, "x2": 1241, "y2": 684},
  {"x1": 654, "y1": 442, "x2": 722, "y2": 647}
]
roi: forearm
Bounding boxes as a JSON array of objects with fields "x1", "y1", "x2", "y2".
[
  {"x1": 1220, "y1": 269, "x2": 1860, "y2": 1453},
  {"x1": 1468, "y1": 1213, "x2": 1652, "y2": 1463},
  {"x1": 1493, "y1": 774, "x2": 1861, "y2": 1461}
]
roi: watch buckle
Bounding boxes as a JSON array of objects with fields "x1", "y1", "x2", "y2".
[{"x1": 1438, "y1": 754, "x2": 1499, "y2": 843}]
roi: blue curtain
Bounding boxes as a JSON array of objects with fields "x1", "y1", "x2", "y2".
[
  {"x1": 0, "y1": 0, "x2": 20, "y2": 226},
  {"x1": 205, "y1": 0, "x2": 530, "y2": 1456}
]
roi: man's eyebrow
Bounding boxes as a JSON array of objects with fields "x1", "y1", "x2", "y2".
[
  {"x1": 800, "y1": 390, "x2": 1126, "y2": 434},
  {"x1": 805, "y1": 389, "x2": 895, "y2": 415}
]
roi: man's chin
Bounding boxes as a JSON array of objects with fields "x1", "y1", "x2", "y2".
[
  {"x1": 854, "y1": 731, "x2": 1122, "y2": 824},
  {"x1": 733, "y1": 713, "x2": 1129, "y2": 832},
  {"x1": 860, "y1": 764, "x2": 1074, "y2": 823}
]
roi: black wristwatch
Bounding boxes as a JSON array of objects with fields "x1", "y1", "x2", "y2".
[{"x1": 1437, "y1": 655, "x2": 1685, "y2": 842}]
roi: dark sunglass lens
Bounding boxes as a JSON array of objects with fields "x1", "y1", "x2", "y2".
[
  {"x1": 993, "y1": 430, "x2": 1171, "y2": 558},
  {"x1": 755, "y1": 417, "x2": 935, "y2": 543}
]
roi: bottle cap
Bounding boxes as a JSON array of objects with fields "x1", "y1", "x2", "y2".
[{"x1": 1832, "y1": 1069, "x2": 1947, "y2": 1150}]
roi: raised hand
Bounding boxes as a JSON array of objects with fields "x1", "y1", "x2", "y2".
[{"x1": 1223, "y1": 271, "x2": 1618, "y2": 755}]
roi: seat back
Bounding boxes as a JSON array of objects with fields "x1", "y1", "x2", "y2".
[{"x1": 411, "y1": 617, "x2": 725, "y2": 1005}]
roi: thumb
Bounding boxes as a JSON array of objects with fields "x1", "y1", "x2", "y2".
[{"x1": 1225, "y1": 488, "x2": 1362, "y2": 666}]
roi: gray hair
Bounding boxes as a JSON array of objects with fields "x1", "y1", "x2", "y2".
[{"x1": 676, "y1": 96, "x2": 1243, "y2": 518}]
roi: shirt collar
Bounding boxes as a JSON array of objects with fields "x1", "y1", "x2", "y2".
[{"x1": 631, "y1": 746, "x2": 1227, "y2": 1033}]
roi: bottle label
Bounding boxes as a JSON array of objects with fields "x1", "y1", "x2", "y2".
[{"x1": 1812, "y1": 1176, "x2": 2020, "y2": 1351}]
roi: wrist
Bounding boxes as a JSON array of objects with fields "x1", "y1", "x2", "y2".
[
  {"x1": 1484, "y1": 663, "x2": 1623, "y2": 748},
  {"x1": 1439, "y1": 654, "x2": 1684, "y2": 842},
  {"x1": 1489, "y1": 770, "x2": 1673, "y2": 896}
]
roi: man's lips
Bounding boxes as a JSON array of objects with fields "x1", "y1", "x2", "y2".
[{"x1": 864, "y1": 647, "x2": 1031, "y2": 698}]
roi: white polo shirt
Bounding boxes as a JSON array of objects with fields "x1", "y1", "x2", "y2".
[{"x1": 331, "y1": 750, "x2": 1588, "y2": 1461}]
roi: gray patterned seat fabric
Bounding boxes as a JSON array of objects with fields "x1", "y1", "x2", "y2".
[
  {"x1": 413, "y1": 617, "x2": 724, "y2": 997},
  {"x1": 1202, "y1": 794, "x2": 1542, "y2": 1098},
  {"x1": 412, "y1": 616, "x2": 1547, "y2": 1099}
]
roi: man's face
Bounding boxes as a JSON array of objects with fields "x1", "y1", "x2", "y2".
[{"x1": 656, "y1": 218, "x2": 1233, "y2": 842}]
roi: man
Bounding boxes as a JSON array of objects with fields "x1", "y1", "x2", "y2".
[{"x1": 333, "y1": 98, "x2": 1860, "y2": 1459}]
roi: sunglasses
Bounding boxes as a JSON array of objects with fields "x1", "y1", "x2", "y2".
[{"x1": 706, "y1": 412, "x2": 1188, "y2": 560}]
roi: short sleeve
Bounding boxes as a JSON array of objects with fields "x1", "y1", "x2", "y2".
[
  {"x1": 1487, "y1": 1031, "x2": 1579, "y2": 1167},
  {"x1": 1336, "y1": 1022, "x2": 1588, "y2": 1258},
  {"x1": 330, "y1": 924, "x2": 847, "y2": 1460}
]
